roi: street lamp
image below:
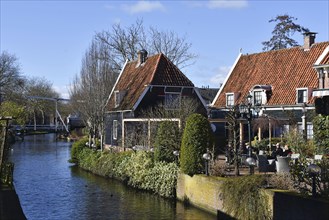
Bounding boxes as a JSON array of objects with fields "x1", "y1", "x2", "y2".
[
  {"x1": 239, "y1": 94, "x2": 260, "y2": 157},
  {"x1": 246, "y1": 157, "x2": 256, "y2": 175},
  {"x1": 307, "y1": 164, "x2": 321, "y2": 197},
  {"x1": 202, "y1": 149, "x2": 211, "y2": 176},
  {"x1": 173, "y1": 150, "x2": 180, "y2": 164}
]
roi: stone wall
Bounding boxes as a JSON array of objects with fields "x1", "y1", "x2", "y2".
[
  {"x1": 176, "y1": 173, "x2": 329, "y2": 219},
  {"x1": 176, "y1": 173, "x2": 224, "y2": 215}
]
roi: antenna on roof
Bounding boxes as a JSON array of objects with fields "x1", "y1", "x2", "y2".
[{"x1": 239, "y1": 48, "x2": 242, "y2": 53}]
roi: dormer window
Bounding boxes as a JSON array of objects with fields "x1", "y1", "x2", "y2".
[
  {"x1": 226, "y1": 93, "x2": 234, "y2": 107},
  {"x1": 250, "y1": 85, "x2": 272, "y2": 105},
  {"x1": 225, "y1": 92, "x2": 240, "y2": 107},
  {"x1": 253, "y1": 91, "x2": 262, "y2": 105},
  {"x1": 296, "y1": 88, "x2": 308, "y2": 104},
  {"x1": 114, "y1": 90, "x2": 126, "y2": 108}
]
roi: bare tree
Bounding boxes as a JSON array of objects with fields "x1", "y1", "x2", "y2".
[
  {"x1": 24, "y1": 77, "x2": 59, "y2": 129},
  {"x1": 95, "y1": 19, "x2": 196, "y2": 70},
  {"x1": 226, "y1": 106, "x2": 241, "y2": 176},
  {"x1": 0, "y1": 51, "x2": 25, "y2": 102},
  {"x1": 262, "y1": 14, "x2": 309, "y2": 51},
  {"x1": 70, "y1": 38, "x2": 118, "y2": 149}
]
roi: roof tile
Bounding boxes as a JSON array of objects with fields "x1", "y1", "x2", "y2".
[
  {"x1": 107, "y1": 53, "x2": 194, "y2": 111},
  {"x1": 213, "y1": 42, "x2": 329, "y2": 107}
]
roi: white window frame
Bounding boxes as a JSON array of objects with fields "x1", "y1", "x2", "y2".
[
  {"x1": 113, "y1": 120, "x2": 118, "y2": 140},
  {"x1": 165, "y1": 92, "x2": 181, "y2": 110},
  {"x1": 307, "y1": 123, "x2": 313, "y2": 139},
  {"x1": 252, "y1": 90, "x2": 263, "y2": 105},
  {"x1": 226, "y1": 93, "x2": 234, "y2": 107},
  {"x1": 296, "y1": 88, "x2": 308, "y2": 104},
  {"x1": 114, "y1": 91, "x2": 120, "y2": 108}
]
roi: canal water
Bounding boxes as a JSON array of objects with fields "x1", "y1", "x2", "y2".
[{"x1": 9, "y1": 134, "x2": 217, "y2": 220}]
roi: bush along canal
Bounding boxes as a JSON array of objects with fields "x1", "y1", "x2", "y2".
[{"x1": 10, "y1": 134, "x2": 216, "y2": 220}]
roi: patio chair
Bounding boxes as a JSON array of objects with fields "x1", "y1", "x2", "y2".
[
  {"x1": 314, "y1": 155, "x2": 323, "y2": 161},
  {"x1": 257, "y1": 155, "x2": 275, "y2": 173},
  {"x1": 276, "y1": 156, "x2": 291, "y2": 173},
  {"x1": 291, "y1": 153, "x2": 300, "y2": 164}
]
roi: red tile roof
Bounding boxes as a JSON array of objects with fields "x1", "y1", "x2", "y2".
[
  {"x1": 212, "y1": 42, "x2": 329, "y2": 108},
  {"x1": 107, "y1": 53, "x2": 194, "y2": 111}
]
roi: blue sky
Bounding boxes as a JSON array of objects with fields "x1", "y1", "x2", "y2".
[{"x1": 1, "y1": 0, "x2": 328, "y2": 98}]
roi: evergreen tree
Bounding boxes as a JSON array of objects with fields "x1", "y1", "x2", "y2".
[
  {"x1": 262, "y1": 14, "x2": 309, "y2": 51},
  {"x1": 180, "y1": 114, "x2": 213, "y2": 176},
  {"x1": 154, "y1": 121, "x2": 181, "y2": 163}
]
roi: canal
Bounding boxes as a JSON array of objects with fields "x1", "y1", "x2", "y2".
[{"x1": 9, "y1": 134, "x2": 217, "y2": 220}]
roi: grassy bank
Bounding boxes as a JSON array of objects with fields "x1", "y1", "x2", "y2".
[{"x1": 70, "y1": 138, "x2": 179, "y2": 198}]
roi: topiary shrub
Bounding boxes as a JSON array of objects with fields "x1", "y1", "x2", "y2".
[
  {"x1": 180, "y1": 113, "x2": 213, "y2": 176},
  {"x1": 154, "y1": 121, "x2": 181, "y2": 163}
]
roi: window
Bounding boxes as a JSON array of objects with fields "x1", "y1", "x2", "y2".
[
  {"x1": 114, "y1": 91, "x2": 120, "y2": 108},
  {"x1": 226, "y1": 94, "x2": 234, "y2": 107},
  {"x1": 113, "y1": 120, "x2": 118, "y2": 140},
  {"x1": 253, "y1": 91, "x2": 262, "y2": 105},
  {"x1": 283, "y1": 124, "x2": 290, "y2": 134},
  {"x1": 165, "y1": 93, "x2": 181, "y2": 109},
  {"x1": 307, "y1": 124, "x2": 313, "y2": 139},
  {"x1": 297, "y1": 89, "x2": 307, "y2": 104}
]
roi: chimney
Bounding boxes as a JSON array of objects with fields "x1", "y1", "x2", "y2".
[
  {"x1": 137, "y1": 49, "x2": 148, "y2": 66},
  {"x1": 303, "y1": 32, "x2": 317, "y2": 50}
]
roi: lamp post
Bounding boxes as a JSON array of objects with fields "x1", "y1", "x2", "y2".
[
  {"x1": 202, "y1": 149, "x2": 211, "y2": 176},
  {"x1": 246, "y1": 157, "x2": 256, "y2": 175},
  {"x1": 302, "y1": 103, "x2": 307, "y2": 141},
  {"x1": 307, "y1": 164, "x2": 321, "y2": 197},
  {"x1": 239, "y1": 94, "x2": 260, "y2": 174}
]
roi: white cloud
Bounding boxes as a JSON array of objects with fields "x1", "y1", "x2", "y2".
[
  {"x1": 54, "y1": 85, "x2": 70, "y2": 99},
  {"x1": 209, "y1": 66, "x2": 231, "y2": 86},
  {"x1": 122, "y1": 1, "x2": 165, "y2": 14},
  {"x1": 207, "y1": 0, "x2": 248, "y2": 9}
]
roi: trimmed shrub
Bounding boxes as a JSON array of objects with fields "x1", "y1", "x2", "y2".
[
  {"x1": 180, "y1": 113, "x2": 213, "y2": 176},
  {"x1": 220, "y1": 175, "x2": 271, "y2": 220},
  {"x1": 154, "y1": 121, "x2": 181, "y2": 163},
  {"x1": 69, "y1": 137, "x2": 88, "y2": 164},
  {"x1": 70, "y1": 146, "x2": 178, "y2": 198},
  {"x1": 313, "y1": 115, "x2": 329, "y2": 155}
]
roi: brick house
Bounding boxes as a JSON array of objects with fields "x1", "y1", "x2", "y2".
[
  {"x1": 104, "y1": 50, "x2": 207, "y2": 150},
  {"x1": 209, "y1": 33, "x2": 329, "y2": 150}
]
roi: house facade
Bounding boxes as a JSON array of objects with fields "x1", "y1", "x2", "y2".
[
  {"x1": 210, "y1": 32, "x2": 329, "y2": 150},
  {"x1": 105, "y1": 50, "x2": 207, "y2": 150}
]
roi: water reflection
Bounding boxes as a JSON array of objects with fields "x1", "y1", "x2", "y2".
[{"x1": 10, "y1": 134, "x2": 216, "y2": 220}]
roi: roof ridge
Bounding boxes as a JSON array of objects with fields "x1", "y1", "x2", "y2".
[{"x1": 242, "y1": 41, "x2": 329, "y2": 57}]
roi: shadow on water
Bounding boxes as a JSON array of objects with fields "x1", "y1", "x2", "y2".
[{"x1": 10, "y1": 134, "x2": 217, "y2": 220}]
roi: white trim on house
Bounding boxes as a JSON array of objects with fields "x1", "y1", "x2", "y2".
[
  {"x1": 314, "y1": 45, "x2": 329, "y2": 65},
  {"x1": 194, "y1": 88, "x2": 207, "y2": 108},
  {"x1": 313, "y1": 89, "x2": 329, "y2": 97},
  {"x1": 211, "y1": 52, "x2": 242, "y2": 106},
  {"x1": 104, "y1": 59, "x2": 129, "y2": 109},
  {"x1": 132, "y1": 85, "x2": 151, "y2": 111}
]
